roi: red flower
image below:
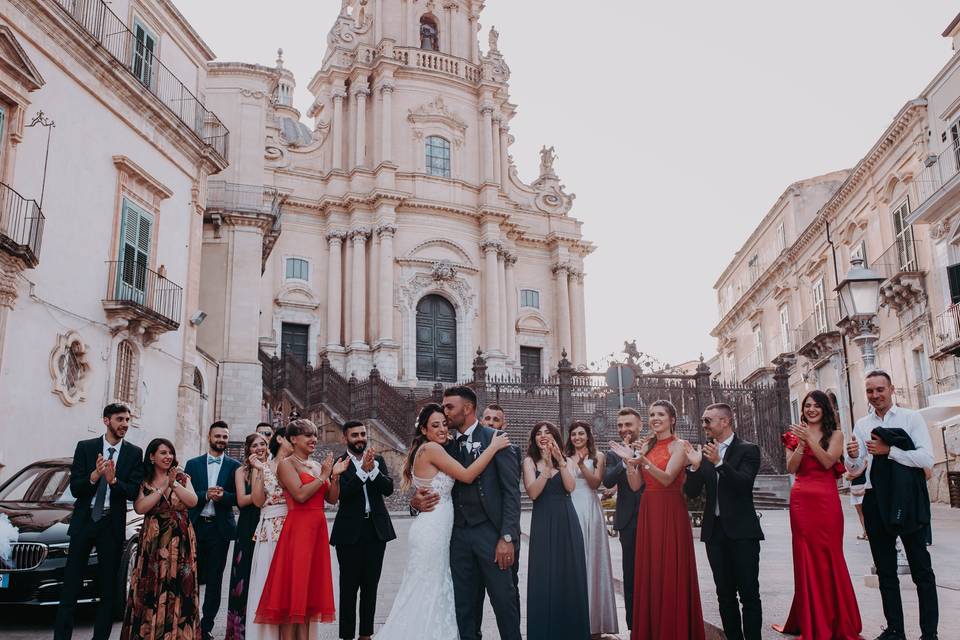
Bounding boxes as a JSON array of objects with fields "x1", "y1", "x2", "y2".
[{"x1": 782, "y1": 431, "x2": 800, "y2": 450}]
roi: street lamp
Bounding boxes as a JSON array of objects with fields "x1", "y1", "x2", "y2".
[{"x1": 834, "y1": 257, "x2": 884, "y2": 370}]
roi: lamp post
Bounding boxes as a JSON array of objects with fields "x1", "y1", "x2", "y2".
[{"x1": 834, "y1": 257, "x2": 884, "y2": 370}]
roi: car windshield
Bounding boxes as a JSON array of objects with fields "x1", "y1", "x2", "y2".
[{"x1": 0, "y1": 464, "x2": 74, "y2": 503}]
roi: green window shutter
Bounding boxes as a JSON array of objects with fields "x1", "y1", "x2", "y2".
[{"x1": 118, "y1": 200, "x2": 153, "y2": 302}]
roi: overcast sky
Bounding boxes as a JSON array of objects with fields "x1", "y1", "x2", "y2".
[{"x1": 179, "y1": 1, "x2": 959, "y2": 371}]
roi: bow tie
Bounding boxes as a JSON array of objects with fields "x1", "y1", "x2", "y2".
[{"x1": 208, "y1": 456, "x2": 222, "y2": 465}]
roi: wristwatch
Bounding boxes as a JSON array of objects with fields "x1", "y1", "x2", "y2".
[{"x1": 502, "y1": 534, "x2": 513, "y2": 543}]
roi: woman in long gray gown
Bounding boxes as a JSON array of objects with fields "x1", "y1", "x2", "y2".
[
  {"x1": 523, "y1": 421, "x2": 590, "y2": 640},
  {"x1": 566, "y1": 421, "x2": 619, "y2": 638}
]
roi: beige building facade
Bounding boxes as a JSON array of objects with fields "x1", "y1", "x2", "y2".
[
  {"x1": 198, "y1": 0, "x2": 593, "y2": 429},
  {"x1": 0, "y1": 0, "x2": 229, "y2": 479},
  {"x1": 713, "y1": 18, "x2": 960, "y2": 502}
]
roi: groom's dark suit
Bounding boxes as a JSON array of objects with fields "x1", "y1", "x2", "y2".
[
  {"x1": 684, "y1": 435, "x2": 764, "y2": 640},
  {"x1": 446, "y1": 422, "x2": 522, "y2": 640}
]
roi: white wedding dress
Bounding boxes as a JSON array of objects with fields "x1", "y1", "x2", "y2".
[{"x1": 375, "y1": 471, "x2": 458, "y2": 640}]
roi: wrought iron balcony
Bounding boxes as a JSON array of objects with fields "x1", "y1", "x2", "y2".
[
  {"x1": 0, "y1": 182, "x2": 44, "y2": 268},
  {"x1": 53, "y1": 0, "x2": 228, "y2": 163},
  {"x1": 933, "y1": 301, "x2": 960, "y2": 357},
  {"x1": 908, "y1": 141, "x2": 960, "y2": 225},
  {"x1": 873, "y1": 236, "x2": 926, "y2": 312},
  {"x1": 795, "y1": 301, "x2": 842, "y2": 363},
  {"x1": 102, "y1": 260, "x2": 182, "y2": 344}
]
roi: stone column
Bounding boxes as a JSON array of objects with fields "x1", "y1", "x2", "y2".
[
  {"x1": 481, "y1": 240, "x2": 502, "y2": 353},
  {"x1": 349, "y1": 227, "x2": 370, "y2": 348},
  {"x1": 504, "y1": 252, "x2": 518, "y2": 362},
  {"x1": 570, "y1": 269, "x2": 587, "y2": 367},
  {"x1": 499, "y1": 125, "x2": 510, "y2": 186},
  {"x1": 553, "y1": 263, "x2": 572, "y2": 356},
  {"x1": 497, "y1": 249, "x2": 508, "y2": 359},
  {"x1": 446, "y1": 2, "x2": 458, "y2": 57},
  {"x1": 368, "y1": 231, "x2": 380, "y2": 341},
  {"x1": 352, "y1": 82, "x2": 370, "y2": 168},
  {"x1": 443, "y1": 2, "x2": 453, "y2": 54},
  {"x1": 332, "y1": 88, "x2": 346, "y2": 170},
  {"x1": 344, "y1": 233, "x2": 354, "y2": 345},
  {"x1": 377, "y1": 223, "x2": 398, "y2": 343},
  {"x1": 325, "y1": 230, "x2": 347, "y2": 350},
  {"x1": 380, "y1": 82, "x2": 394, "y2": 164},
  {"x1": 491, "y1": 115, "x2": 502, "y2": 187},
  {"x1": 480, "y1": 106, "x2": 494, "y2": 184},
  {"x1": 469, "y1": 11, "x2": 479, "y2": 63},
  {"x1": 0, "y1": 258, "x2": 19, "y2": 374}
]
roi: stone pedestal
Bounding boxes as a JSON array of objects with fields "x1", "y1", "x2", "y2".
[
  {"x1": 373, "y1": 341, "x2": 401, "y2": 382},
  {"x1": 218, "y1": 361, "x2": 263, "y2": 430}
]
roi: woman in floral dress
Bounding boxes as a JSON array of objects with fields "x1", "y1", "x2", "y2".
[{"x1": 121, "y1": 438, "x2": 200, "y2": 640}]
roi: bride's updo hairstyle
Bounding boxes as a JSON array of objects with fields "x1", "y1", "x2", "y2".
[{"x1": 401, "y1": 402, "x2": 445, "y2": 490}]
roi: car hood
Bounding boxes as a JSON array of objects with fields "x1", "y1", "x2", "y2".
[{"x1": 0, "y1": 501, "x2": 73, "y2": 539}]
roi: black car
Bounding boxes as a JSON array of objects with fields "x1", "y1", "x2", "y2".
[{"x1": 0, "y1": 458, "x2": 142, "y2": 616}]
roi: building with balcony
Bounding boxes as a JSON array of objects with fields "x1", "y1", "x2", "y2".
[
  {"x1": 711, "y1": 19, "x2": 960, "y2": 500},
  {"x1": 197, "y1": 1, "x2": 594, "y2": 429},
  {"x1": 0, "y1": 0, "x2": 228, "y2": 479}
]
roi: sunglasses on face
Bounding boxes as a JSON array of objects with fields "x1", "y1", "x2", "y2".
[{"x1": 701, "y1": 417, "x2": 715, "y2": 425}]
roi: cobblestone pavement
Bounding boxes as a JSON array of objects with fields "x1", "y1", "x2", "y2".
[{"x1": 2, "y1": 504, "x2": 957, "y2": 639}]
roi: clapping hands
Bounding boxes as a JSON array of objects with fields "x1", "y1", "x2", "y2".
[
  {"x1": 683, "y1": 440, "x2": 702, "y2": 469},
  {"x1": 332, "y1": 457, "x2": 351, "y2": 477},
  {"x1": 702, "y1": 441, "x2": 721, "y2": 465},
  {"x1": 91, "y1": 453, "x2": 117, "y2": 485},
  {"x1": 361, "y1": 447, "x2": 376, "y2": 472}
]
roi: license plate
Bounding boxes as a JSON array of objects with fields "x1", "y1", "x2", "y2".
[{"x1": 0, "y1": 574, "x2": 8, "y2": 588}]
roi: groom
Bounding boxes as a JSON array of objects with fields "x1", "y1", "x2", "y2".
[{"x1": 411, "y1": 386, "x2": 522, "y2": 640}]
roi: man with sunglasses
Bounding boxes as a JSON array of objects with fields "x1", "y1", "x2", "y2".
[{"x1": 684, "y1": 403, "x2": 764, "y2": 640}]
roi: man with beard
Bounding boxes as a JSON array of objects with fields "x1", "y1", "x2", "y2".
[
  {"x1": 185, "y1": 421, "x2": 240, "y2": 640},
  {"x1": 602, "y1": 406, "x2": 645, "y2": 633},
  {"x1": 330, "y1": 420, "x2": 396, "y2": 640},
  {"x1": 54, "y1": 403, "x2": 144, "y2": 640}
]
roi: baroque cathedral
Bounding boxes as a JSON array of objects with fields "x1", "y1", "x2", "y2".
[{"x1": 198, "y1": 0, "x2": 593, "y2": 429}]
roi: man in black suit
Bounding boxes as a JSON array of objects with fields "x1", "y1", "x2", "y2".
[
  {"x1": 54, "y1": 403, "x2": 144, "y2": 640},
  {"x1": 684, "y1": 402, "x2": 765, "y2": 640},
  {"x1": 184, "y1": 421, "x2": 240, "y2": 640},
  {"x1": 411, "y1": 386, "x2": 522, "y2": 640},
  {"x1": 602, "y1": 406, "x2": 645, "y2": 632},
  {"x1": 330, "y1": 420, "x2": 396, "y2": 640}
]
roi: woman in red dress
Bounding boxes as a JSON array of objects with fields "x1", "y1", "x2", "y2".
[
  {"x1": 611, "y1": 400, "x2": 705, "y2": 640},
  {"x1": 774, "y1": 390, "x2": 862, "y2": 639},
  {"x1": 256, "y1": 419, "x2": 349, "y2": 640}
]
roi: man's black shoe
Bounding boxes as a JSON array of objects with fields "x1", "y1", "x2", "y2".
[{"x1": 873, "y1": 630, "x2": 905, "y2": 640}]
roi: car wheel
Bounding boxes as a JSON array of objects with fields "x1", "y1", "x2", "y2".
[{"x1": 114, "y1": 539, "x2": 138, "y2": 620}]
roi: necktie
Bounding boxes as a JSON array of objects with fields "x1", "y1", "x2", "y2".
[
  {"x1": 92, "y1": 447, "x2": 116, "y2": 522},
  {"x1": 457, "y1": 434, "x2": 469, "y2": 463},
  {"x1": 715, "y1": 443, "x2": 728, "y2": 517}
]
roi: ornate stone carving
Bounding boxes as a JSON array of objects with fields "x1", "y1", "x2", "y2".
[
  {"x1": 400, "y1": 270, "x2": 477, "y2": 320},
  {"x1": 408, "y1": 95, "x2": 468, "y2": 138},
  {"x1": 501, "y1": 251, "x2": 518, "y2": 266},
  {"x1": 488, "y1": 25, "x2": 500, "y2": 52},
  {"x1": 480, "y1": 240, "x2": 502, "y2": 254},
  {"x1": 376, "y1": 223, "x2": 398, "y2": 238},
  {"x1": 431, "y1": 260, "x2": 457, "y2": 282},
  {"x1": 531, "y1": 146, "x2": 575, "y2": 215},
  {"x1": 350, "y1": 226, "x2": 371, "y2": 241},
  {"x1": 552, "y1": 262, "x2": 572, "y2": 275},
  {"x1": 326, "y1": 229, "x2": 348, "y2": 244},
  {"x1": 49, "y1": 330, "x2": 90, "y2": 406}
]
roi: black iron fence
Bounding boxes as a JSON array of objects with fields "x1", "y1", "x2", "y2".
[
  {"x1": 261, "y1": 351, "x2": 791, "y2": 473},
  {"x1": 0, "y1": 182, "x2": 44, "y2": 267},
  {"x1": 104, "y1": 260, "x2": 182, "y2": 328},
  {"x1": 53, "y1": 0, "x2": 229, "y2": 162}
]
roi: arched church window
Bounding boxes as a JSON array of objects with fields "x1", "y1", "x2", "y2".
[
  {"x1": 426, "y1": 136, "x2": 451, "y2": 178},
  {"x1": 420, "y1": 15, "x2": 439, "y2": 51}
]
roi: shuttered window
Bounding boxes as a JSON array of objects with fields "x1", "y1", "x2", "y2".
[{"x1": 117, "y1": 199, "x2": 153, "y2": 304}]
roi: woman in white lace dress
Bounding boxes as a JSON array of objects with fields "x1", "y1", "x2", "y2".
[
  {"x1": 565, "y1": 420, "x2": 619, "y2": 638},
  {"x1": 375, "y1": 403, "x2": 510, "y2": 640},
  {"x1": 245, "y1": 427, "x2": 324, "y2": 640}
]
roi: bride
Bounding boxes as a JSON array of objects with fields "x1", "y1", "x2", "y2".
[{"x1": 375, "y1": 402, "x2": 510, "y2": 640}]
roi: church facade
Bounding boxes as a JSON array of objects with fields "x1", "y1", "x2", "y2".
[{"x1": 199, "y1": 0, "x2": 593, "y2": 429}]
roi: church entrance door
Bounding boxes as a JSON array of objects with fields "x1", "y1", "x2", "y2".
[{"x1": 416, "y1": 295, "x2": 457, "y2": 382}]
